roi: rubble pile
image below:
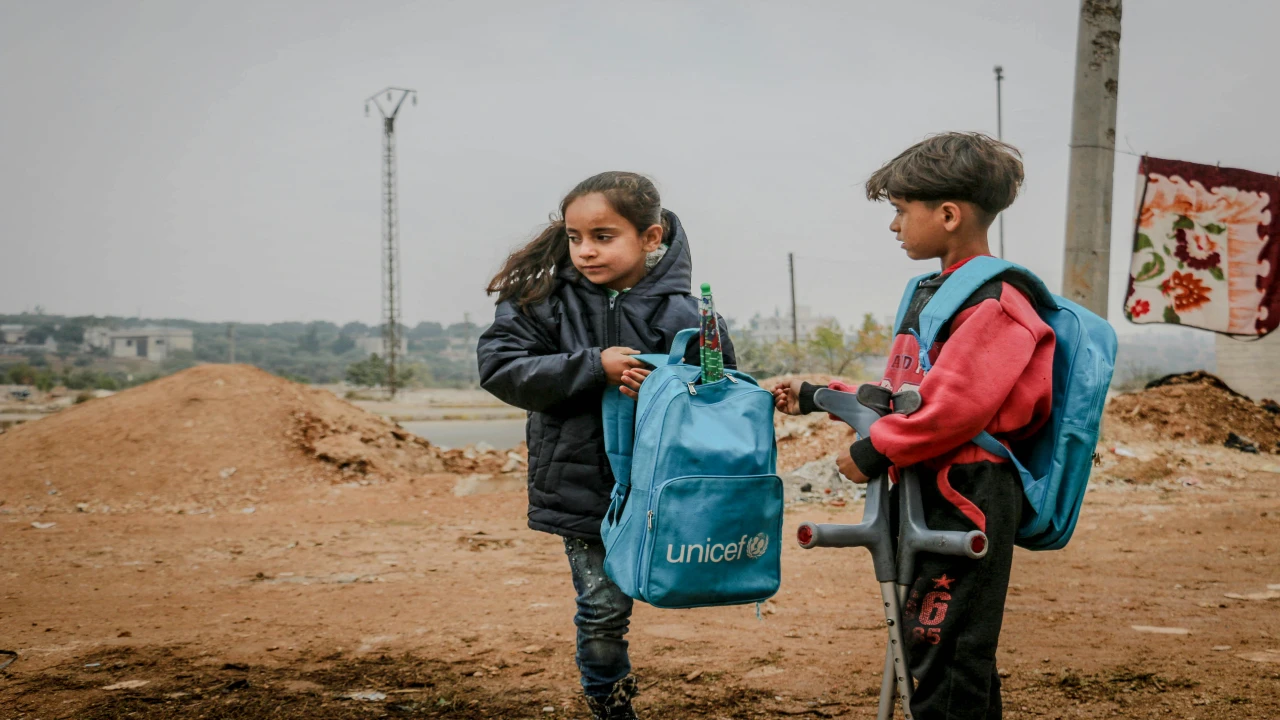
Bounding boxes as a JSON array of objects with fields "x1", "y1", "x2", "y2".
[{"x1": 1105, "y1": 371, "x2": 1280, "y2": 452}]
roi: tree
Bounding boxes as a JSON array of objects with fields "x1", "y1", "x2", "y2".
[
  {"x1": 298, "y1": 323, "x2": 322, "y2": 353},
  {"x1": 331, "y1": 333, "x2": 356, "y2": 355},
  {"x1": 346, "y1": 354, "x2": 388, "y2": 388},
  {"x1": 734, "y1": 331, "x2": 800, "y2": 378},
  {"x1": 54, "y1": 324, "x2": 85, "y2": 344},
  {"x1": 7, "y1": 364, "x2": 36, "y2": 385},
  {"x1": 24, "y1": 325, "x2": 56, "y2": 345},
  {"x1": 34, "y1": 370, "x2": 54, "y2": 392},
  {"x1": 850, "y1": 313, "x2": 891, "y2": 361},
  {"x1": 409, "y1": 321, "x2": 444, "y2": 339},
  {"x1": 807, "y1": 321, "x2": 858, "y2": 375},
  {"x1": 341, "y1": 321, "x2": 372, "y2": 336}
]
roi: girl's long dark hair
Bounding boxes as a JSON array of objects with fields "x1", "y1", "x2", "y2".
[{"x1": 487, "y1": 171, "x2": 666, "y2": 310}]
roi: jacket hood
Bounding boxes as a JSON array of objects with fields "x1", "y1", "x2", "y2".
[{"x1": 561, "y1": 209, "x2": 693, "y2": 298}]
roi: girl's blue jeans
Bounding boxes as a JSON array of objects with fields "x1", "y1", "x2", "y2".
[{"x1": 563, "y1": 536, "x2": 634, "y2": 698}]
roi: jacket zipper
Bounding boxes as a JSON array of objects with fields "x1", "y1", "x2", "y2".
[{"x1": 606, "y1": 295, "x2": 622, "y2": 348}]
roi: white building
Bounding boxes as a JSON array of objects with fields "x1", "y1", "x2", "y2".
[
  {"x1": 748, "y1": 306, "x2": 837, "y2": 344},
  {"x1": 83, "y1": 326, "x2": 112, "y2": 350},
  {"x1": 0, "y1": 325, "x2": 27, "y2": 344},
  {"x1": 1216, "y1": 332, "x2": 1280, "y2": 401},
  {"x1": 0, "y1": 324, "x2": 56, "y2": 351},
  {"x1": 109, "y1": 327, "x2": 194, "y2": 362}
]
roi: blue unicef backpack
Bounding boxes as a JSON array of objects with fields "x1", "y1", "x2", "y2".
[
  {"x1": 599, "y1": 328, "x2": 782, "y2": 609},
  {"x1": 894, "y1": 256, "x2": 1118, "y2": 551}
]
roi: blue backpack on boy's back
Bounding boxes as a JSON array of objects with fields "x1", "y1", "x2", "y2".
[
  {"x1": 599, "y1": 328, "x2": 783, "y2": 609},
  {"x1": 894, "y1": 256, "x2": 1118, "y2": 551}
]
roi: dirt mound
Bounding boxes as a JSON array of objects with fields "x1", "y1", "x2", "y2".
[
  {"x1": 0, "y1": 365, "x2": 455, "y2": 510},
  {"x1": 1105, "y1": 371, "x2": 1280, "y2": 452}
]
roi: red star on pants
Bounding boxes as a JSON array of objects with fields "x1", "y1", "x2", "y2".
[{"x1": 932, "y1": 574, "x2": 955, "y2": 590}]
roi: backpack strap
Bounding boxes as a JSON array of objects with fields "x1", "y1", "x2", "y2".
[
  {"x1": 913, "y1": 256, "x2": 1057, "y2": 460},
  {"x1": 602, "y1": 389, "x2": 637, "y2": 487},
  {"x1": 912, "y1": 256, "x2": 1055, "y2": 373},
  {"x1": 602, "y1": 327, "x2": 699, "y2": 487},
  {"x1": 894, "y1": 272, "x2": 935, "y2": 335}
]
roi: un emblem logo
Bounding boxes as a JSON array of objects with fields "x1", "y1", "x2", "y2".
[{"x1": 745, "y1": 533, "x2": 769, "y2": 559}]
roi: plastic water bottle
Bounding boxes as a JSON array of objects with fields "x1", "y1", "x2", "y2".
[{"x1": 699, "y1": 283, "x2": 724, "y2": 383}]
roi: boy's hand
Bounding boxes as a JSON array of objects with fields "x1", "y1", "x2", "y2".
[
  {"x1": 772, "y1": 379, "x2": 804, "y2": 415},
  {"x1": 602, "y1": 347, "x2": 644, "y2": 385},
  {"x1": 619, "y1": 367, "x2": 651, "y2": 399},
  {"x1": 837, "y1": 451, "x2": 870, "y2": 484}
]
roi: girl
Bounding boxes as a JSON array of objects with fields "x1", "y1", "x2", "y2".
[{"x1": 477, "y1": 171, "x2": 734, "y2": 720}]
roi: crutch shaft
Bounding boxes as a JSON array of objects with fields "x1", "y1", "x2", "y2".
[{"x1": 879, "y1": 582, "x2": 914, "y2": 720}]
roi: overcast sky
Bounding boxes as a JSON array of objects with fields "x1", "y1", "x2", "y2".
[{"x1": 3, "y1": 1, "x2": 1278, "y2": 334}]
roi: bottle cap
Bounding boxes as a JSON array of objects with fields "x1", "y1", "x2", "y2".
[{"x1": 700, "y1": 282, "x2": 711, "y2": 294}]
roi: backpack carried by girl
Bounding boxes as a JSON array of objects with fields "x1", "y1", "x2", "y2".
[{"x1": 600, "y1": 328, "x2": 782, "y2": 608}]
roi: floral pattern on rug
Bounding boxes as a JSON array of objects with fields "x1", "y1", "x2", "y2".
[{"x1": 1126, "y1": 157, "x2": 1280, "y2": 336}]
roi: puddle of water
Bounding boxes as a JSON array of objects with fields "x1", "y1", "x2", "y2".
[
  {"x1": 400, "y1": 419, "x2": 526, "y2": 450},
  {"x1": 453, "y1": 474, "x2": 526, "y2": 497}
]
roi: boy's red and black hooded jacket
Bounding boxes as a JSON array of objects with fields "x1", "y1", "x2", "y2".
[
  {"x1": 800, "y1": 257, "x2": 1055, "y2": 530},
  {"x1": 477, "y1": 211, "x2": 735, "y2": 540}
]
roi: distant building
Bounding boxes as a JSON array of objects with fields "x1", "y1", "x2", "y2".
[
  {"x1": 83, "y1": 326, "x2": 112, "y2": 350},
  {"x1": 0, "y1": 324, "x2": 56, "y2": 352},
  {"x1": 356, "y1": 336, "x2": 408, "y2": 357},
  {"x1": 108, "y1": 327, "x2": 193, "y2": 362},
  {"x1": 0, "y1": 325, "x2": 27, "y2": 344},
  {"x1": 748, "y1": 306, "x2": 836, "y2": 344},
  {"x1": 440, "y1": 335, "x2": 478, "y2": 362}
]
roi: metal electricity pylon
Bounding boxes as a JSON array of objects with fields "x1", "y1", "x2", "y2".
[{"x1": 366, "y1": 87, "x2": 416, "y2": 398}]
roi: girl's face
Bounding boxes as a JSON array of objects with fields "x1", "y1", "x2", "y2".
[{"x1": 565, "y1": 192, "x2": 663, "y2": 292}]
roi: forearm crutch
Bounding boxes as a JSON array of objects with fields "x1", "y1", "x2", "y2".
[{"x1": 795, "y1": 386, "x2": 987, "y2": 720}]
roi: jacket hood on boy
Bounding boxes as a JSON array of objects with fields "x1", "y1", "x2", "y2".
[{"x1": 477, "y1": 209, "x2": 735, "y2": 540}]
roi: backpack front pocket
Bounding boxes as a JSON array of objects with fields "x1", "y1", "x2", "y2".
[{"x1": 641, "y1": 474, "x2": 783, "y2": 609}]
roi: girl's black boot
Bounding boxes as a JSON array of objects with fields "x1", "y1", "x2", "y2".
[{"x1": 585, "y1": 676, "x2": 638, "y2": 720}]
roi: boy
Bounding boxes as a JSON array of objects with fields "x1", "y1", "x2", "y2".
[{"x1": 774, "y1": 132, "x2": 1055, "y2": 719}]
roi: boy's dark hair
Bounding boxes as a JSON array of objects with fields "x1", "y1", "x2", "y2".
[
  {"x1": 487, "y1": 171, "x2": 666, "y2": 310},
  {"x1": 865, "y1": 132, "x2": 1024, "y2": 225}
]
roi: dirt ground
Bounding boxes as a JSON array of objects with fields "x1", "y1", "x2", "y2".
[{"x1": 3, "y1": 368, "x2": 1280, "y2": 719}]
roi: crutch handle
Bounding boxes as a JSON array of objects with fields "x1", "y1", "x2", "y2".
[
  {"x1": 813, "y1": 387, "x2": 880, "y2": 437},
  {"x1": 894, "y1": 467, "x2": 989, "y2": 586},
  {"x1": 797, "y1": 520, "x2": 882, "y2": 549},
  {"x1": 901, "y1": 528, "x2": 989, "y2": 560},
  {"x1": 796, "y1": 475, "x2": 897, "y2": 583}
]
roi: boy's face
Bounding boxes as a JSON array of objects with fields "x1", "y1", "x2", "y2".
[{"x1": 888, "y1": 196, "x2": 956, "y2": 261}]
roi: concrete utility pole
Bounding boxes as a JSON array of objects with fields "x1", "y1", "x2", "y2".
[
  {"x1": 1061, "y1": 0, "x2": 1122, "y2": 317},
  {"x1": 994, "y1": 65, "x2": 1006, "y2": 259},
  {"x1": 788, "y1": 253, "x2": 798, "y2": 345}
]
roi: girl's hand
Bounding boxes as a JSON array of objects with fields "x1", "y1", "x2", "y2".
[
  {"x1": 772, "y1": 379, "x2": 804, "y2": 415},
  {"x1": 619, "y1": 367, "x2": 651, "y2": 399},
  {"x1": 602, "y1": 347, "x2": 644, "y2": 385}
]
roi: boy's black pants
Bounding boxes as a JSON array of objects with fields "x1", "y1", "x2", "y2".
[{"x1": 891, "y1": 460, "x2": 1021, "y2": 720}]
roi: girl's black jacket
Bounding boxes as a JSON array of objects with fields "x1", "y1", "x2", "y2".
[{"x1": 477, "y1": 210, "x2": 736, "y2": 539}]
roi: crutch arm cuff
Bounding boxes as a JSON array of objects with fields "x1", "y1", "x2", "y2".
[
  {"x1": 797, "y1": 382, "x2": 820, "y2": 415},
  {"x1": 850, "y1": 437, "x2": 891, "y2": 479}
]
